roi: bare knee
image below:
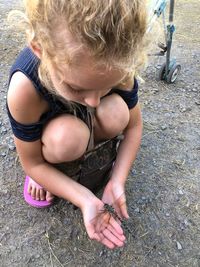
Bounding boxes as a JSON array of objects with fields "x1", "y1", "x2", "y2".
[
  {"x1": 95, "y1": 94, "x2": 130, "y2": 140},
  {"x1": 42, "y1": 115, "x2": 90, "y2": 163}
]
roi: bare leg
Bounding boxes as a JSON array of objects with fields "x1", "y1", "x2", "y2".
[
  {"x1": 28, "y1": 114, "x2": 90, "y2": 201},
  {"x1": 94, "y1": 94, "x2": 130, "y2": 142}
]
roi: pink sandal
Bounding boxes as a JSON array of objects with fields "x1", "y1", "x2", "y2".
[{"x1": 23, "y1": 175, "x2": 53, "y2": 208}]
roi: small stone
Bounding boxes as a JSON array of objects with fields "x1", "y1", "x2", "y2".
[
  {"x1": 2, "y1": 189, "x2": 8, "y2": 194},
  {"x1": 99, "y1": 251, "x2": 103, "y2": 257},
  {"x1": 178, "y1": 189, "x2": 184, "y2": 195},
  {"x1": 137, "y1": 199, "x2": 143, "y2": 204},
  {"x1": 0, "y1": 126, "x2": 7, "y2": 134},
  {"x1": 177, "y1": 136, "x2": 185, "y2": 142},
  {"x1": 176, "y1": 241, "x2": 182, "y2": 250},
  {"x1": 180, "y1": 107, "x2": 186, "y2": 112},
  {"x1": 181, "y1": 107, "x2": 192, "y2": 113},
  {"x1": 174, "y1": 159, "x2": 184, "y2": 166},
  {"x1": 161, "y1": 125, "x2": 167, "y2": 130},
  {"x1": 192, "y1": 88, "x2": 197, "y2": 92},
  {"x1": 8, "y1": 145, "x2": 15, "y2": 151},
  {"x1": 135, "y1": 207, "x2": 140, "y2": 213}
]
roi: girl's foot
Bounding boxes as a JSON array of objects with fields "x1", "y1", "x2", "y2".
[
  {"x1": 24, "y1": 175, "x2": 54, "y2": 208},
  {"x1": 27, "y1": 177, "x2": 54, "y2": 202}
]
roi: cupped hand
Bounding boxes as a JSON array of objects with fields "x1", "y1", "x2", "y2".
[
  {"x1": 81, "y1": 197, "x2": 126, "y2": 249},
  {"x1": 102, "y1": 179, "x2": 129, "y2": 219}
]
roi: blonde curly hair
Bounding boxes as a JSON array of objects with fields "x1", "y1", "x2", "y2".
[{"x1": 12, "y1": 0, "x2": 148, "y2": 89}]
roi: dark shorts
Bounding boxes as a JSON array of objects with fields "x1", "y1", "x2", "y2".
[{"x1": 53, "y1": 136, "x2": 121, "y2": 193}]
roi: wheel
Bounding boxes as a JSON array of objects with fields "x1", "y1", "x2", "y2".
[
  {"x1": 157, "y1": 62, "x2": 166, "y2": 81},
  {"x1": 166, "y1": 64, "x2": 181, "y2": 83}
]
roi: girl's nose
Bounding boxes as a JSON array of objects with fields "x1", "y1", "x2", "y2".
[{"x1": 84, "y1": 94, "x2": 100, "y2": 108}]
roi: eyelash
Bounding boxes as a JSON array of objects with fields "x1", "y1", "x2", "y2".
[{"x1": 67, "y1": 85, "x2": 81, "y2": 94}]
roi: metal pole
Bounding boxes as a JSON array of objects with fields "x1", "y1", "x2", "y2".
[
  {"x1": 169, "y1": 0, "x2": 175, "y2": 22},
  {"x1": 166, "y1": 0, "x2": 175, "y2": 76}
]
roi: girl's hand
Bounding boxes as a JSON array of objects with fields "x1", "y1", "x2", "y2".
[
  {"x1": 81, "y1": 197, "x2": 126, "y2": 249},
  {"x1": 102, "y1": 179, "x2": 129, "y2": 219}
]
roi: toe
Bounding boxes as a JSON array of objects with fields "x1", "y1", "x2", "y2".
[
  {"x1": 35, "y1": 188, "x2": 41, "y2": 201},
  {"x1": 39, "y1": 188, "x2": 45, "y2": 201},
  {"x1": 27, "y1": 182, "x2": 32, "y2": 194},
  {"x1": 46, "y1": 191, "x2": 54, "y2": 202},
  {"x1": 31, "y1": 187, "x2": 36, "y2": 200}
]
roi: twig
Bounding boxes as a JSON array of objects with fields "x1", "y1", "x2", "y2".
[
  {"x1": 139, "y1": 231, "x2": 149, "y2": 238},
  {"x1": 49, "y1": 246, "x2": 54, "y2": 267},
  {"x1": 45, "y1": 232, "x2": 64, "y2": 267},
  {"x1": 142, "y1": 129, "x2": 163, "y2": 138}
]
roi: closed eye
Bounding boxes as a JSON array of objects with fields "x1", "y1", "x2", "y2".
[
  {"x1": 63, "y1": 81, "x2": 113, "y2": 95},
  {"x1": 65, "y1": 84, "x2": 82, "y2": 94}
]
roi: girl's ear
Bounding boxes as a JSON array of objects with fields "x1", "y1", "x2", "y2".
[{"x1": 29, "y1": 41, "x2": 42, "y2": 59}]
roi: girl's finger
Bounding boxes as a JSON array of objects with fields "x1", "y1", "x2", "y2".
[
  {"x1": 102, "y1": 228, "x2": 125, "y2": 247},
  {"x1": 106, "y1": 223, "x2": 126, "y2": 242},
  {"x1": 109, "y1": 215, "x2": 124, "y2": 234},
  {"x1": 100, "y1": 236, "x2": 116, "y2": 249},
  {"x1": 114, "y1": 195, "x2": 129, "y2": 219},
  {"x1": 120, "y1": 201, "x2": 129, "y2": 219}
]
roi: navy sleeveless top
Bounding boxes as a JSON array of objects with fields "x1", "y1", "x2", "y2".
[{"x1": 7, "y1": 47, "x2": 139, "y2": 142}]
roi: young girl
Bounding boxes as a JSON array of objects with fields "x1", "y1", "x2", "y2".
[{"x1": 7, "y1": 0, "x2": 146, "y2": 249}]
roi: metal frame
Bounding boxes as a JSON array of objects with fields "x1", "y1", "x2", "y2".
[{"x1": 147, "y1": 0, "x2": 181, "y2": 83}]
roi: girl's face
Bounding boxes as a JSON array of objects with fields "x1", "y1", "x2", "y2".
[
  {"x1": 48, "y1": 54, "x2": 126, "y2": 108},
  {"x1": 31, "y1": 27, "x2": 127, "y2": 107}
]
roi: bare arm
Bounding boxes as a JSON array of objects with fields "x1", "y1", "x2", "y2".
[
  {"x1": 102, "y1": 77, "x2": 143, "y2": 217},
  {"x1": 111, "y1": 102, "x2": 143, "y2": 186}
]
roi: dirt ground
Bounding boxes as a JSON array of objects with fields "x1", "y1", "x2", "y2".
[{"x1": 0, "y1": 0, "x2": 200, "y2": 266}]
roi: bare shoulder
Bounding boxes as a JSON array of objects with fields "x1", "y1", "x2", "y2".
[{"x1": 7, "y1": 71, "x2": 49, "y2": 124}]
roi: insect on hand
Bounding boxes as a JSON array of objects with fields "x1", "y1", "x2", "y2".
[{"x1": 102, "y1": 203, "x2": 135, "y2": 239}]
